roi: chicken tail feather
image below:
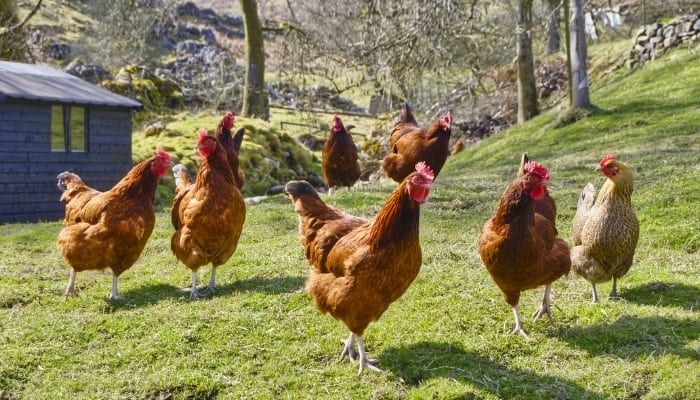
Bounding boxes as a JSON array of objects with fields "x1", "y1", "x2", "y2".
[{"x1": 172, "y1": 164, "x2": 194, "y2": 189}]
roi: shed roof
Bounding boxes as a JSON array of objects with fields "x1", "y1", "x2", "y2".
[{"x1": 0, "y1": 60, "x2": 142, "y2": 109}]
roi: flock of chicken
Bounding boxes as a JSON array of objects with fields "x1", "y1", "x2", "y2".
[{"x1": 55, "y1": 105, "x2": 639, "y2": 374}]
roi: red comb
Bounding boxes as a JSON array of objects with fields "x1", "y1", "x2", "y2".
[
  {"x1": 600, "y1": 154, "x2": 616, "y2": 167},
  {"x1": 415, "y1": 161, "x2": 435, "y2": 181},
  {"x1": 440, "y1": 112, "x2": 452, "y2": 130},
  {"x1": 524, "y1": 160, "x2": 549, "y2": 180},
  {"x1": 332, "y1": 115, "x2": 343, "y2": 132},
  {"x1": 155, "y1": 149, "x2": 171, "y2": 161},
  {"x1": 225, "y1": 111, "x2": 235, "y2": 119},
  {"x1": 198, "y1": 129, "x2": 209, "y2": 143}
]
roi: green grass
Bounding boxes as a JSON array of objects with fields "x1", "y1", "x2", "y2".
[{"x1": 2, "y1": 43, "x2": 700, "y2": 399}]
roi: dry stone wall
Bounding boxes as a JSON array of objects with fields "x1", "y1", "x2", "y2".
[{"x1": 627, "y1": 14, "x2": 700, "y2": 68}]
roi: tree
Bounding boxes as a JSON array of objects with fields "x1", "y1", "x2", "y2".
[
  {"x1": 516, "y1": 0, "x2": 538, "y2": 123},
  {"x1": 278, "y1": 1, "x2": 517, "y2": 110},
  {"x1": 545, "y1": 0, "x2": 561, "y2": 54},
  {"x1": 568, "y1": 0, "x2": 591, "y2": 108},
  {"x1": 240, "y1": 0, "x2": 268, "y2": 120},
  {"x1": 0, "y1": 0, "x2": 42, "y2": 61}
]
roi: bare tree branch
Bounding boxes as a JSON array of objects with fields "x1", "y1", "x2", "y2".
[{"x1": 0, "y1": 0, "x2": 42, "y2": 36}]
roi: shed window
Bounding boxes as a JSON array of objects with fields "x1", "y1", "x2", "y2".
[{"x1": 51, "y1": 105, "x2": 87, "y2": 152}]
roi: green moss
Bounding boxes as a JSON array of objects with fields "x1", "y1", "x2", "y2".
[{"x1": 133, "y1": 114, "x2": 322, "y2": 204}]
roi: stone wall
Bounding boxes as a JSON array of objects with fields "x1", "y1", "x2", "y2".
[{"x1": 627, "y1": 14, "x2": 700, "y2": 68}]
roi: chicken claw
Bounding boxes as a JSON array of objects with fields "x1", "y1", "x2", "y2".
[
  {"x1": 355, "y1": 336, "x2": 381, "y2": 375},
  {"x1": 189, "y1": 272, "x2": 204, "y2": 300},
  {"x1": 511, "y1": 326, "x2": 529, "y2": 337},
  {"x1": 189, "y1": 287, "x2": 204, "y2": 300},
  {"x1": 108, "y1": 292, "x2": 124, "y2": 301},
  {"x1": 531, "y1": 304, "x2": 552, "y2": 322},
  {"x1": 339, "y1": 332, "x2": 381, "y2": 375},
  {"x1": 532, "y1": 285, "x2": 554, "y2": 323},
  {"x1": 339, "y1": 333, "x2": 358, "y2": 361}
]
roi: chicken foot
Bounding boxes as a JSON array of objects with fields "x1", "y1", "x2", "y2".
[
  {"x1": 339, "y1": 332, "x2": 381, "y2": 375},
  {"x1": 339, "y1": 332, "x2": 358, "y2": 361},
  {"x1": 532, "y1": 284, "x2": 554, "y2": 323},
  {"x1": 188, "y1": 267, "x2": 218, "y2": 299},
  {"x1": 510, "y1": 305, "x2": 530, "y2": 338}
]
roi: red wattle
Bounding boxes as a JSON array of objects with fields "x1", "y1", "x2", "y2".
[{"x1": 530, "y1": 185, "x2": 546, "y2": 200}]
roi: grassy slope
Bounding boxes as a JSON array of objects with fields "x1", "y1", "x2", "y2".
[{"x1": 1, "y1": 44, "x2": 699, "y2": 399}]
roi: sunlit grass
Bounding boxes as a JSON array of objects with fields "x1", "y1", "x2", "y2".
[{"x1": 2, "y1": 42, "x2": 700, "y2": 399}]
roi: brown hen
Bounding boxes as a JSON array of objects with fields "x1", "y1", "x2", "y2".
[
  {"x1": 477, "y1": 158, "x2": 570, "y2": 336},
  {"x1": 382, "y1": 102, "x2": 452, "y2": 182},
  {"x1": 56, "y1": 150, "x2": 172, "y2": 299},
  {"x1": 171, "y1": 130, "x2": 246, "y2": 299},
  {"x1": 285, "y1": 162, "x2": 435, "y2": 374},
  {"x1": 321, "y1": 115, "x2": 361, "y2": 195}
]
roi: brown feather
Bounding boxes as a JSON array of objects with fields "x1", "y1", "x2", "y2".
[
  {"x1": 56, "y1": 152, "x2": 170, "y2": 277},
  {"x1": 171, "y1": 135, "x2": 246, "y2": 272},
  {"x1": 477, "y1": 161, "x2": 570, "y2": 325},
  {"x1": 382, "y1": 108, "x2": 451, "y2": 182},
  {"x1": 287, "y1": 169, "x2": 432, "y2": 337}
]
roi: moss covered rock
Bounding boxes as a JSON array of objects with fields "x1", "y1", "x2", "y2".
[{"x1": 133, "y1": 114, "x2": 322, "y2": 206}]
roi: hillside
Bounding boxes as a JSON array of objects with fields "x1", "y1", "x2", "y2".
[
  {"x1": 1, "y1": 37, "x2": 699, "y2": 399},
  {"x1": 22, "y1": 1, "x2": 700, "y2": 202}
]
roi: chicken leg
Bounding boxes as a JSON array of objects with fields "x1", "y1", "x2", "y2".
[
  {"x1": 532, "y1": 284, "x2": 554, "y2": 323},
  {"x1": 65, "y1": 269, "x2": 77, "y2": 297},
  {"x1": 510, "y1": 305, "x2": 530, "y2": 338},
  {"x1": 207, "y1": 266, "x2": 217, "y2": 294},
  {"x1": 591, "y1": 283, "x2": 599, "y2": 303},
  {"x1": 190, "y1": 271, "x2": 203, "y2": 299},
  {"x1": 609, "y1": 278, "x2": 620, "y2": 299},
  {"x1": 340, "y1": 332, "x2": 358, "y2": 361},
  {"x1": 339, "y1": 332, "x2": 381, "y2": 375},
  {"x1": 108, "y1": 275, "x2": 123, "y2": 300}
]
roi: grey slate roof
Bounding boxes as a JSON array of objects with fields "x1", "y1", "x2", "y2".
[{"x1": 0, "y1": 60, "x2": 142, "y2": 109}]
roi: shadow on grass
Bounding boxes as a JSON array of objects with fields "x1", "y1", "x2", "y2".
[
  {"x1": 379, "y1": 341, "x2": 606, "y2": 400},
  {"x1": 107, "y1": 275, "x2": 306, "y2": 310},
  {"x1": 219, "y1": 274, "x2": 306, "y2": 295},
  {"x1": 554, "y1": 315, "x2": 700, "y2": 361},
  {"x1": 622, "y1": 281, "x2": 700, "y2": 310}
]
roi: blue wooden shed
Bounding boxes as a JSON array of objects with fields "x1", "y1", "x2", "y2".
[{"x1": 0, "y1": 60, "x2": 142, "y2": 223}]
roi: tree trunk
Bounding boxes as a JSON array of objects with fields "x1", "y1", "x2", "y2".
[
  {"x1": 569, "y1": 0, "x2": 591, "y2": 108},
  {"x1": 516, "y1": 0, "x2": 538, "y2": 124},
  {"x1": 564, "y1": 0, "x2": 573, "y2": 106},
  {"x1": 545, "y1": 0, "x2": 561, "y2": 54},
  {"x1": 240, "y1": 0, "x2": 268, "y2": 120},
  {"x1": 0, "y1": 0, "x2": 26, "y2": 60}
]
